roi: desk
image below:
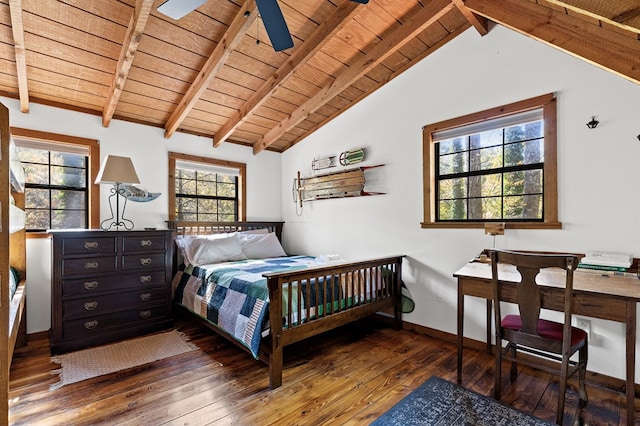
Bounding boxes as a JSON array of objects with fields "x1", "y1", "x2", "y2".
[{"x1": 454, "y1": 261, "x2": 640, "y2": 426}]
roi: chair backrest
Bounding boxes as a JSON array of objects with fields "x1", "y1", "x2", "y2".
[{"x1": 488, "y1": 250, "x2": 580, "y2": 346}]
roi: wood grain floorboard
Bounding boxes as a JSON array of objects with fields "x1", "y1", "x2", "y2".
[{"x1": 8, "y1": 316, "x2": 639, "y2": 425}]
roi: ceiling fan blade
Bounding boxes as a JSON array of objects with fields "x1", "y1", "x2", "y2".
[
  {"x1": 157, "y1": 0, "x2": 208, "y2": 20},
  {"x1": 256, "y1": 0, "x2": 294, "y2": 52}
]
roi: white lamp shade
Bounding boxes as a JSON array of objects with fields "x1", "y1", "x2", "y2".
[{"x1": 95, "y1": 155, "x2": 140, "y2": 184}]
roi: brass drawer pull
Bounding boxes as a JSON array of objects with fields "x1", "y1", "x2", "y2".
[
  {"x1": 84, "y1": 241, "x2": 99, "y2": 250},
  {"x1": 84, "y1": 261, "x2": 99, "y2": 269},
  {"x1": 139, "y1": 257, "x2": 152, "y2": 266},
  {"x1": 84, "y1": 301, "x2": 98, "y2": 311},
  {"x1": 84, "y1": 320, "x2": 98, "y2": 330},
  {"x1": 140, "y1": 240, "x2": 153, "y2": 247},
  {"x1": 139, "y1": 310, "x2": 152, "y2": 319},
  {"x1": 140, "y1": 275, "x2": 152, "y2": 284},
  {"x1": 139, "y1": 292, "x2": 152, "y2": 302},
  {"x1": 84, "y1": 281, "x2": 99, "y2": 290}
]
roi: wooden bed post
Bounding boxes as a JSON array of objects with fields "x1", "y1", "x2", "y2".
[
  {"x1": 393, "y1": 260, "x2": 403, "y2": 330},
  {"x1": 268, "y1": 275, "x2": 284, "y2": 389}
]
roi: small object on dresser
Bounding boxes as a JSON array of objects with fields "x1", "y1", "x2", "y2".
[{"x1": 95, "y1": 155, "x2": 141, "y2": 231}]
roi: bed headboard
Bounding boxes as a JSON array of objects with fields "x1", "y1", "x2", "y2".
[
  {"x1": 165, "y1": 221, "x2": 285, "y2": 273},
  {"x1": 165, "y1": 220, "x2": 284, "y2": 242}
]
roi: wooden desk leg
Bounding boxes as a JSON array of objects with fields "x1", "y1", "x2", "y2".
[
  {"x1": 626, "y1": 300, "x2": 636, "y2": 426},
  {"x1": 457, "y1": 279, "x2": 464, "y2": 384},
  {"x1": 486, "y1": 299, "x2": 492, "y2": 354}
]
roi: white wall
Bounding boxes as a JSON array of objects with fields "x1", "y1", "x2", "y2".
[
  {"x1": 1, "y1": 96, "x2": 282, "y2": 334},
  {"x1": 280, "y1": 25, "x2": 640, "y2": 381}
]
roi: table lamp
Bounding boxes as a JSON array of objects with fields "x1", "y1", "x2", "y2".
[{"x1": 95, "y1": 155, "x2": 140, "y2": 230}]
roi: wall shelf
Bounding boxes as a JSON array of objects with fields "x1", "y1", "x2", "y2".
[{"x1": 295, "y1": 165, "x2": 384, "y2": 206}]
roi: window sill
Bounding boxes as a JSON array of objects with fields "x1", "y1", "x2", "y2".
[
  {"x1": 420, "y1": 221, "x2": 562, "y2": 230},
  {"x1": 26, "y1": 232, "x2": 52, "y2": 239}
]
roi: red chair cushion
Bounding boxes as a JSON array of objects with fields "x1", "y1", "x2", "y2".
[{"x1": 502, "y1": 314, "x2": 587, "y2": 346}]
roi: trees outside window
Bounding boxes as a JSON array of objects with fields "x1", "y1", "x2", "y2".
[
  {"x1": 168, "y1": 152, "x2": 246, "y2": 222},
  {"x1": 11, "y1": 128, "x2": 100, "y2": 232},
  {"x1": 422, "y1": 93, "x2": 560, "y2": 229},
  {"x1": 18, "y1": 148, "x2": 88, "y2": 230}
]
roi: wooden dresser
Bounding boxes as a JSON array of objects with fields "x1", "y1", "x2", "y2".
[{"x1": 49, "y1": 229, "x2": 174, "y2": 354}]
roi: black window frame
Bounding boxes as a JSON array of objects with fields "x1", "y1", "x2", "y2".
[
  {"x1": 434, "y1": 122, "x2": 545, "y2": 223},
  {"x1": 422, "y1": 93, "x2": 560, "y2": 230},
  {"x1": 168, "y1": 152, "x2": 246, "y2": 223},
  {"x1": 11, "y1": 129, "x2": 100, "y2": 233},
  {"x1": 21, "y1": 150, "x2": 90, "y2": 231},
  {"x1": 174, "y1": 167, "x2": 239, "y2": 222}
]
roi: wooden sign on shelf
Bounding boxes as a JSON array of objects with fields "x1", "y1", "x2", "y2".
[{"x1": 295, "y1": 165, "x2": 384, "y2": 204}]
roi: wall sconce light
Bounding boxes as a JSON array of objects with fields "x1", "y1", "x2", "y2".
[
  {"x1": 586, "y1": 116, "x2": 599, "y2": 129},
  {"x1": 95, "y1": 155, "x2": 140, "y2": 230}
]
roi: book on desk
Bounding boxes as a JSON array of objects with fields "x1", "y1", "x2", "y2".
[{"x1": 578, "y1": 251, "x2": 637, "y2": 278}]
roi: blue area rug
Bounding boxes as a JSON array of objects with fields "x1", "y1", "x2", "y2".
[{"x1": 371, "y1": 376, "x2": 554, "y2": 426}]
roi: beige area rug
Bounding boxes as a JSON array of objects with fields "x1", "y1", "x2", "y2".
[{"x1": 50, "y1": 330, "x2": 198, "y2": 390}]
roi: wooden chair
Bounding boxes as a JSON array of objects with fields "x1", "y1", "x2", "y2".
[{"x1": 489, "y1": 249, "x2": 588, "y2": 425}]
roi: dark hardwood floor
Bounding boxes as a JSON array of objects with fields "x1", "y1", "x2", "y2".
[{"x1": 8, "y1": 316, "x2": 638, "y2": 425}]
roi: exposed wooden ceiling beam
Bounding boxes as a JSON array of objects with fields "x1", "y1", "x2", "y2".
[
  {"x1": 253, "y1": 0, "x2": 455, "y2": 154},
  {"x1": 464, "y1": 0, "x2": 640, "y2": 86},
  {"x1": 452, "y1": 0, "x2": 488, "y2": 36},
  {"x1": 212, "y1": 0, "x2": 363, "y2": 148},
  {"x1": 164, "y1": 0, "x2": 258, "y2": 139},
  {"x1": 8, "y1": 0, "x2": 29, "y2": 113},
  {"x1": 612, "y1": 7, "x2": 640, "y2": 25},
  {"x1": 289, "y1": 23, "x2": 471, "y2": 150},
  {"x1": 542, "y1": 0, "x2": 640, "y2": 35},
  {"x1": 102, "y1": 0, "x2": 154, "y2": 127}
]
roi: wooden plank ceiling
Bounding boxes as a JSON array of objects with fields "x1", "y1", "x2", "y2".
[{"x1": 0, "y1": 0, "x2": 638, "y2": 154}]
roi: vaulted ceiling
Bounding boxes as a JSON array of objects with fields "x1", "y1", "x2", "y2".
[{"x1": 0, "y1": 0, "x2": 638, "y2": 153}]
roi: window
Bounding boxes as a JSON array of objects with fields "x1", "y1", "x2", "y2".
[
  {"x1": 11, "y1": 128, "x2": 100, "y2": 232},
  {"x1": 168, "y1": 152, "x2": 246, "y2": 222},
  {"x1": 422, "y1": 93, "x2": 560, "y2": 229}
]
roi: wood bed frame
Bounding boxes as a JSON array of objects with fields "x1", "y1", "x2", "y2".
[
  {"x1": 8, "y1": 281, "x2": 26, "y2": 361},
  {"x1": 166, "y1": 220, "x2": 404, "y2": 389},
  {"x1": 8, "y1": 210, "x2": 27, "y2": 362},
  {"x1": 1, "y1": 104, "x2": 27, "y2": 426}
]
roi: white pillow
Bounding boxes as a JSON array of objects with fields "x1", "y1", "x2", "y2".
[
  {"x1": 239, "y1": 232, "x2": 287, "y2": 259},
  {"x1": 175, "y1": 236, "x2": 194, "y2": 265},
  {"x1": 189, "y1": 234, "x2": 247, "y2": 266},
  {"x1": 176, "y1": 232, "x2": 238, "y2": 265},
  {"x1": 239, "y1": 228, "x2": 269, "y2": 235}
]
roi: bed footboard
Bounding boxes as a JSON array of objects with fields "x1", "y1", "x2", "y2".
[
  {"x1": 8, "y1": 281, "x2": 26, "y2": 360},
  {"x1": 263, "y1": 255, "x2": 404, "y2": 388}
]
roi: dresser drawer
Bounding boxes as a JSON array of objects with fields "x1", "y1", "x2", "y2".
[
  {"x1": 62, "y1": 270, "x2": 167, "y2": 297},
  {"x1": 61, "y1": 236, "x2": 116, "y2": 256},
  {"x1": 63, "y1": 288, "x2": 167, "y2": 319},
  {"x1": 122, "y1": 253, "x2": 166, "y2": 270},
  {"x1": 62, "y1": 255, "x2": 118, "y2": 277},
  {"x1": 122, "y1": 235, "x2": 167, "y2": 252},
  {"x1": 50, "y1": 229, "x2": 173, "y2": 353},
  {"x1": 63, "y1": 305, "x2": 168, "y2": 339}
]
